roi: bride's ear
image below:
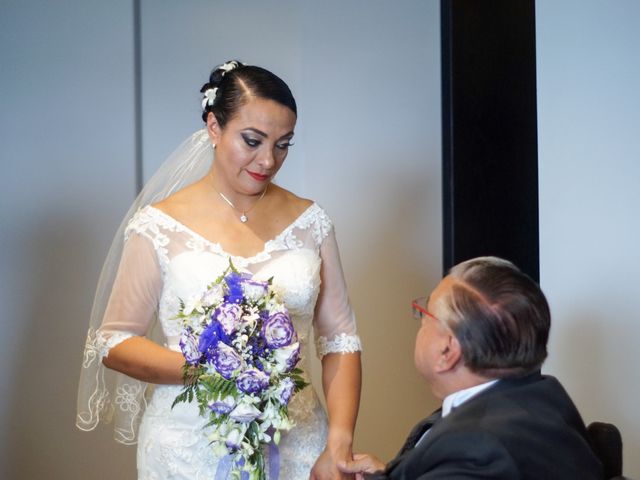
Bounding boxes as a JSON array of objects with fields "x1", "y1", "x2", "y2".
[{"x1": 206, "y1": 112, "x2": 221, "y2": 144}]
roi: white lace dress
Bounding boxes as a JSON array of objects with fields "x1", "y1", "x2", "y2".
[{"x1": 94, "y1": 203, "x2": 361, "y2": 479}]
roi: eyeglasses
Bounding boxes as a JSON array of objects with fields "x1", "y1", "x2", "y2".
[{"x1": 411, "y1": 296, "x2": 438, "y2": 321}]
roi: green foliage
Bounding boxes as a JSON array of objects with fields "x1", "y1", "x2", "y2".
[{"x1": 171, "y1": 364, "x2": 204, "y2": 408}]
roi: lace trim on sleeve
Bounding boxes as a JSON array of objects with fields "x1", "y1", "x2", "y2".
[
  {"x1": 315, "y1": 333, "x2": 362, "y2": 359},
  {"x1": 94, "y1": 329, "x2": 136, "y2": 360}
]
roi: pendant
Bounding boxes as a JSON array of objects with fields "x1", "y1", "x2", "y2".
[{"x1": 240, "y1": 214, "x2": 248, "y2": 223}]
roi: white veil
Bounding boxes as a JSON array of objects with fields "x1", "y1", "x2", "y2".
[{"x1": 76, "y1": 128, "x2": 213, "y2": 444}]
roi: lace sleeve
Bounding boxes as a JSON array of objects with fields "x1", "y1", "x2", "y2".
[
  {"x1": 95, "y1": 230, "x2": 162, "y2": 357},
  {"x1": 313, "y1": 227, "x2": 362, "y2": 358}
]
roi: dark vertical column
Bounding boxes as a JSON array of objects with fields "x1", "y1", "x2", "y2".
[{"x1": 441, "y1": 0, "x2": 539, "y2": 281}]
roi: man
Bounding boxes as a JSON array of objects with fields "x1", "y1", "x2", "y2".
[{"x1": 339, "y1": 256, "x2": 603, "y2": 479}]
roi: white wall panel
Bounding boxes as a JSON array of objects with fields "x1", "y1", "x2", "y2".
[{"x1": 537, "y1": 1, "x2": 640, "y2": 476}]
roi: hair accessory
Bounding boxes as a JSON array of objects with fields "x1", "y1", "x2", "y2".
[
  {"x1": 201, "y1": 61, "x2": 242, "y2": 111},
  {"x1": 218, "y1": 60, "x2": 240, "y2": 73},
  {"x1": 201, "y1": 87, "x2": 218, "y2": 110}
]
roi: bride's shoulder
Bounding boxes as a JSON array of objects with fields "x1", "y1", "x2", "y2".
[
  {"x1": 272, "y1": 185, "x2": 314, "y2": 215},
  {"x1": 152, "y1": 182, "x2": 203, "y2": 219},
  {"x1": 271, "y1": 186, "x2": 332, "y2": 238}
]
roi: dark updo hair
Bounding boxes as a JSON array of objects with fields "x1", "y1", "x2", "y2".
[{"x1": 200, "y1": 60, "x2": 297, "y2": 127}]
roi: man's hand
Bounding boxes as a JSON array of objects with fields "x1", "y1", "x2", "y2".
[{"x1": 337, "y1": 453, "x2": 385, "y2": 479}]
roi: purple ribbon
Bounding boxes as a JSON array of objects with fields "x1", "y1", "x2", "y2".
[
  {"x1": 269, "y1": 442, "x2": 280, "y2": 479},
  {"x1": 215, "y1": 455, "x2": 249, "y2": 480},
  {"x1": 215, "y1": 454, "x2": 233, "y2": 480},
  {"x1": 215, "y1": 446, "x2": 278, "y2": 479}
]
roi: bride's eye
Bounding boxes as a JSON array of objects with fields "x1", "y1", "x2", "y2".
[
  {"x1": 276, "y1": 141, "x2": 294, "y2": 151},
  {"x1": 242, "y1": 134, "x2": 261, "y2": 147}
]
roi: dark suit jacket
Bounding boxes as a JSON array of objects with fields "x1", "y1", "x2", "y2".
[{"x1": 372, "y1": 373, "x2": 603, "y2": 479}]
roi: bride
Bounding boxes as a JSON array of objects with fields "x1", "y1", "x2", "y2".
[{"x1": 77, "y1": 60, "x2": 362, "y2": 479}]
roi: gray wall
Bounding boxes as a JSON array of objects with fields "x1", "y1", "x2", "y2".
[
  {"x1": 0, "y1": 1, "x2": 441, "y2": 477},
  {"x1": 1, "y1": 0, "x2": 138, "y2": 478},
  {"x1": 537, "y1": 0, "x2": 640, "y2": 476}
]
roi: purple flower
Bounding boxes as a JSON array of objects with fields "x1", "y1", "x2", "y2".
[
  {"x1": 236, "y1": 368, "x2": 270, "y2": 394},
  {"x1": 212, "y1": 343, "x2": 243, "y2": 380},
  {"x1": 213, "y1": 303, "x2": 242, "y2": 336},
  {"x1": 198, "y1": 320, "x2": 229, "y2": 360},
  {"x1": 262, "y1": 312, "x2": 296, "y2": 349},
  {"x1": 275, "y1": 377, "x2": 295, "y2": 405},
  {"x1": 179, "y1": 327, "x2": 201, "y2": 365},
  {"x1": 224, "y1": 271, "x2": 249, "y2": 304},
  {"x1": 208, "y1": 395, "x2": 236, "y2": 415}
]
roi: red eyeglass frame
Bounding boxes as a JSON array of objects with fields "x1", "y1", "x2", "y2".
[{"x1": 411, "y1": 297, "x2": 438, "y2": 321}]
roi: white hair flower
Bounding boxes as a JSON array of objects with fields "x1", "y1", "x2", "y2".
[
  {"x1": 201, "y1": 87, "x2": 218, "y2": 110},
  {"x1": 219, "y1": 60, "x2": 239, "y2": 73}
]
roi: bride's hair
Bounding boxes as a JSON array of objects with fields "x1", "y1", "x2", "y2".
[{"x1": 200, "y1": 60, "x2": 297, "y2": 126}]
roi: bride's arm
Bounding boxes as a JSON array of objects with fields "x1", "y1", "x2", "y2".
[
  {"x1": 97, "y1": 231, "x2": 183, "y2": 384},
  {"x1": 103, "y1": 337, "x2": 184, "y2": 384},
  {"x1": 311, "y1": 228, "x2": 363, "y2": 479},
  {"x1": 310, "y1": 351, "x2": 361, "y2": 480}
]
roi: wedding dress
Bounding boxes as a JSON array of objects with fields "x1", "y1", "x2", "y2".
[{"x1": 89, "y1": 202, "x2": 361, "y2": 479}]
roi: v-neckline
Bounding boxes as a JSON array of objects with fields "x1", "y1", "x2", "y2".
[{"x1": 146, "y1": 203, "x2": 317, "y2": 262}]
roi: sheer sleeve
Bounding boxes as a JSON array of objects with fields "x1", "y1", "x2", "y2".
[
  {"x1": 313, "y1": 227, "x2": 362, "y2": 358},
  {"x1": 95, "y1": 230, "x2": 162, "y2": 359},
  {"x1": 76, "y1": 227, "x2": 163, "y2": 444}
]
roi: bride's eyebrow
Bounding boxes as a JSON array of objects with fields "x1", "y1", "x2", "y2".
[
  {"x1": 243, "y1": 128, "x2": 267, "y2": 138},
  {"x1": 242, "y1": 127, "x2": 295, "y2": 140}
]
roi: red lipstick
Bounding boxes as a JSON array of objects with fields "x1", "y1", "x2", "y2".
[{"x1": 247, "y1": 171, "x2": 270, "y2": 182}]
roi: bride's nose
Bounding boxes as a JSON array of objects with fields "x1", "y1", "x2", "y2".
[{"x1": 258, "y1": 148, "x2": 275, "y2": 170}]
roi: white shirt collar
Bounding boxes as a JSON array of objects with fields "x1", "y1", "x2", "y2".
[{"x1": 441, "y1": 379, "x2": 499, "y2": 418}]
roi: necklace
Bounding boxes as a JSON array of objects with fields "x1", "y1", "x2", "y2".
[{"x1": 210, "y1": 177, "x2": 268, "y2": 223}]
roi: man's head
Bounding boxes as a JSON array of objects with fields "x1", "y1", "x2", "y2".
[{"x1": 414, "y1": 256, "x2": 550, "y2": 397}]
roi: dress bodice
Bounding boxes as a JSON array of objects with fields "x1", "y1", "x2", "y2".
[{"x1": 125, "y1": 204, "x2": 357, "y2": 360}]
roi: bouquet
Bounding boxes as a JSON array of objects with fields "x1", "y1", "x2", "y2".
[{"x1": 173, "y1": 261, "x2": 308, "y2": 480}]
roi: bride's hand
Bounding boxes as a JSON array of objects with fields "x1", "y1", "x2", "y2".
[{"x1": 309, "y1": 445, "x2": 354, "y2": 480}]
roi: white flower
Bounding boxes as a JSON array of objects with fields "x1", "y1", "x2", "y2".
[
  {"x1": 219, "y1": 60, "x2": 239, "y2": 73},
  {"x1": 273, "y1": 414, "x2": 294, "y2": 432},
  {"x1": 224, "y1": 424, "x2": 248, "y2": 450},
  {"x1": 201, "y1": 87, "x2": 218, "y2": 110},
  {"x1": 183, "y1": 294, "x2": 204, "y2": 315},
  {"x1": 260, "y1": 401, "x2": 279, "y2": 422},
  {"x1": 202, "y1": 284, "x2": 223, "y2": 307},
  {"x1": 272, "y1": 342, "x2": 301, "y2": 374},
  {"x1": 211, "y1": 442, "x2": 229, "y2": 458},
  {"x1": 267, "y1": 297, "x2": 287, "y2": 314},
  {"x1": 242, "y1": 281, "x2": 268, "y2": 303},
  {"x1": 229, "y1": 401, "x2": 261, "y2": 423}
]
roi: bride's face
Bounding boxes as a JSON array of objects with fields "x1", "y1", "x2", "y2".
[{"x1": 207, "y1": 97, "x2": 296, "y2": 195}]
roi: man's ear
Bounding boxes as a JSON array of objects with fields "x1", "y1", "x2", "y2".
[
  {"x1": 435, "y1": 334, "x2": 462, "y2": 373},
  {"x1": 206, "y1": 112, "x2": 221, "y2": 144}
]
